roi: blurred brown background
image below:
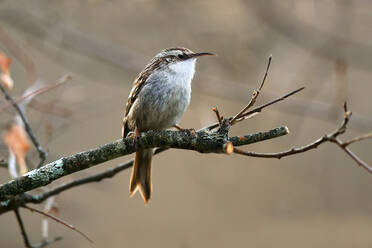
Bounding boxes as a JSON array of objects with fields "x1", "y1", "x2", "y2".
[{"x1": 1, "y1": 0, "x2": 372, "y2": 247}]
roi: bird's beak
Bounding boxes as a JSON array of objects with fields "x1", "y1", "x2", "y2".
[{"x1": 189, "y1": 52, "x2": 216, "y2": 58}]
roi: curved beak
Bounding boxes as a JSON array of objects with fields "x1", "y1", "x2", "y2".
[{"x1": 189, "y1": 52, "x2": 215, "y2": 59}]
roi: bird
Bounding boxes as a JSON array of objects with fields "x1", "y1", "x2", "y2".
[{"x1": 122, "y1": 47, "x2": 214, "y2": 204}]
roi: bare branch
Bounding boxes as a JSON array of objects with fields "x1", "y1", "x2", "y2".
[
  {"x1": 234, "y1": 103, "x2": 350, "y2": 159},
  {"x1": 233, "y1": 142, "x2": 324, "y2": 158},
  {"x1": 0, "y1": 125, "x2": 288, "y2": 202},
  {"x1": 23, "y1": 205, "x2": 93, "y2": 244},
  {"x1": 229, "y1": 87, "x2": 305, "y2": 126},
  {"x1": 200, "y1": 87, "x2": 305, "y2": 135},
  {"x1": 333, "y1": 138, "x2": 372, "y2": 173},
  {"x1": 0, "y1": 127, "x2": 290, "y2": 213},
  {"x1": 2, "y1": 127, "x2": 287, "y2": 208},
  {"x1": 0, "y1": 74, "x2": 72, "y2": 113},
  {"x1": 230, "y1": 90, "x2": 258, "y2": 125},
  {"x1": 199, "y1": 87, "x2": 305, "y2": 133},
  {"x1": 237, "y1": 87, "x2": 305, "y2": 121},
  {"x1": 342, "y1": 132, "x2": 372, "y2": 147},
  {"x1": 14, "y1": 209, "x2": 32, "y2": 248},
  {"x1": 229, "y1": 126, "x2": 289, "y2": 146},
  {"x1": 14, "y1": 208, "x2": 62, "y2": 248},
  {"x1": 234, "y1": 102, "x2": 372, "y2": 174},
  {"x1": 259, "y1": 54, "x2": 272, "y2": 91},
  {"x1": 0, "y1": 83, "x2": 47, "y2": 168},
  {"x1": 230, "y1": 55, "x2": 272, "y2": 125}
]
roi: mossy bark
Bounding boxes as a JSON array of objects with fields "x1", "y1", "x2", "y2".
[{"x1": 0, "y1": 126, "x2": 288, "y2": 201}]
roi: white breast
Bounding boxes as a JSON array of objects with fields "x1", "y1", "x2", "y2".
[
  {"x1": 132, "y1": 58, "x2": 197, "y2": 130},
  {"x1": 159, "y1": 58, "x2": 196, "y2": 125}
]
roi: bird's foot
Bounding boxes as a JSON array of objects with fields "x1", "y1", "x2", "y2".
[{"x1": 127, "y1": 128, "x2": 140, "y2": 150}]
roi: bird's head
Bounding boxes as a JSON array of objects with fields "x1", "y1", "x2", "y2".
[{"x1": 151, "y1": 47, "x2": 214, "y2": 76}]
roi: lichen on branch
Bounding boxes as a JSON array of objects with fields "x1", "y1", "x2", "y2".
[{"x1": 0, "y1": 125, "x2": 289, "y2": 201}]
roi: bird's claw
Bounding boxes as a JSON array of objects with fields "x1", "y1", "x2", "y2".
[{"x1": 127, "y1": 131, "x2": 140, "y2": 150}]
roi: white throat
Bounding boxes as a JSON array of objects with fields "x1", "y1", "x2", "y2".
[{"x1": 168, "y1": 58, "x2": 196, "y2": 85}]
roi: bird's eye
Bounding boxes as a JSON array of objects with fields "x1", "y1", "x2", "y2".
[{"x1": 178, "y1": 54, "x2": 185, "y2": 59}]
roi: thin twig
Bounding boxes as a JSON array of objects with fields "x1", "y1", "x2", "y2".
[
  {"x1": 259, "y1": 54, "x2": 272, "y2": 91},
  {"x1": 230, "y1": 55, "x2": 272, "y2": 125},
  {"x1": 0, "y1": 83, "x2": 47, "y2": 168},
  {"x1": 233, "y1": 102, "x2": 350, "y2": 159},
  {"x1": 23, "y1": 205, "x2": 94, "y2": 244},
  {"x1": 234, "y1": 102, "x2": 372, "y2": 174},
  {"x1": 233, "y1": 121, "x2": 346, "y2": 158},
  {"x1": 14, "y1": 208, "x2": 32, "y2": 248},
  {"x1": 204, "y1": 87, "x2": 305, "y2": 132},
  {"x1": 233, "y1": 143, "x2": 323, "y2": 159},
  {"x1": 230, "y1": 91, "x2": 258, "y2": 125},
  {"x1": 0, "y1": 74, "x2": 72, "y2": 113},
  {"x1": 14, "y1": 208, "x2": 61, "y2": 248},
  {"x1": 237, "y1": 87, "x2": 305, "y2": 121},
  {"x1": 212, "y1": 107, "x2": 222, "y2": 126},
  {"x1": 342, "y1": 132, "x2": 372, "y2": 147},
  {"x1": 333, "y1": 138, "x2": 372, "y2": 173}
]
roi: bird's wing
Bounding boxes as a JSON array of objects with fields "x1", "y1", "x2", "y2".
[{"x1": 122, "y1": 60, "x2": 160, "y2": 138}]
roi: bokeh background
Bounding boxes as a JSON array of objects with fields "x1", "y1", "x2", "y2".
[{"x1": 1, "y1": 1, "x2": 372, "y2": 247}]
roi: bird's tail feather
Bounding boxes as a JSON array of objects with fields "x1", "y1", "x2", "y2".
[{"x1": 129, "y1": 148, "x2": 153, "y2": 204}]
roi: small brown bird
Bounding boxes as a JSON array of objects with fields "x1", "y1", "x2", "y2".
[{"x1": 122, "y1": 47, "x2": 214, "y2": 204}]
